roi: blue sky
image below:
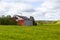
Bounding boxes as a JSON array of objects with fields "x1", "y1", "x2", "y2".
[{"x1": 0, "y1": 0, "x2": 60, "y2": 20}]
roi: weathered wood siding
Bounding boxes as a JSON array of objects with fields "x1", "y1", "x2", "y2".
[{"x1": 24, "y1": 20, "x2": 33, "y2": 26}]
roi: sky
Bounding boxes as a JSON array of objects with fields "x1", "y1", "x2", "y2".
[{"x1": 0, "y1": 0, "x2": 60, "y2": 20}]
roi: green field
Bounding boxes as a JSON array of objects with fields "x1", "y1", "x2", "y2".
[{"x1": 0, "y1": 25, "x2": 60, "y2": 40}]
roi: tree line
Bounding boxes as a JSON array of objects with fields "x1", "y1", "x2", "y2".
[
  {"x1": 0, "y1": 15, "x2": 17, "y2": 25},
  {"x1": 0, "y1": 15, "x2": 57, "y2": 25},
  {"x1": 36, "y1": 20, "x2": 57, "y2": 25}
]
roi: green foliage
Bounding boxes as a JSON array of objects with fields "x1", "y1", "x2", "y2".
[
  {"x1": 0, "y1": 25, "x2": 60, "y2": 40},
  {"x1": 0, "y1": 15, "x2": 17, "y2": 25}
]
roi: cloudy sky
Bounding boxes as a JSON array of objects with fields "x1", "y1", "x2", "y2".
[{"x1": 0, "y1": 0, "x2": 60, "y2": 20}]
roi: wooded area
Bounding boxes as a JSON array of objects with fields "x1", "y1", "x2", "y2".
[{"x1": 0, "y1": 15, "x2": 17, "y2": 25}]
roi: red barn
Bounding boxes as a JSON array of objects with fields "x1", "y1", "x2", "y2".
[{"x1": 12, "y1": 15, "x2": 37, "y2": 26}]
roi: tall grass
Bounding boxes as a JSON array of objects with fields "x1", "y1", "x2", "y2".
[{"x1": 0, "y1": 25, "x2": 60, "y2": 40}]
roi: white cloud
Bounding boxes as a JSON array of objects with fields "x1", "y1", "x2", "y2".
[
  {"x1": 1, "y1": 0, "x2": 44, "y2": 3},
  {"x1": 32, "y1": 0, "x2": 60, "y2": 20},
  {"x1": 0, "y1": 0, "x2": 60, "y2": 20},
  {"x1": 0, "y1": 2, "x2": 33, "y2": 16}
]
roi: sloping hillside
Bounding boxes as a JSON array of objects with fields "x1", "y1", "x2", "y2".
[{"x1": 56, "y1": 20, "x2": 60, "y2": 24}]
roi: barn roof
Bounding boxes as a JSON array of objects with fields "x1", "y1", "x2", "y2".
[{"x1": 13, "y1": 15, "x2": 30, "y2": 20}]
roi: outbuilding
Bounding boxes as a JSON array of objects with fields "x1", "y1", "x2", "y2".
[{"x1": 12, "y1": 15, "x2": 37, "y2": 26}]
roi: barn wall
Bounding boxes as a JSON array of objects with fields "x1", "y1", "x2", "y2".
[
  {"x1": 24, "y1": 20, "x2": 33, "y2": 26},
  {"x1": 17, "y1": 20, "x2": 24, "y2": 26}
]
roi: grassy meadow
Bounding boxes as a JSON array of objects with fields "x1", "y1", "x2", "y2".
[{"x1": 0, "y1": 25, "x2": 60, "y2": 40}]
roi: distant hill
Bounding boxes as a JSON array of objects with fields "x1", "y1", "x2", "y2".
[
  {"x1": 56, "y1": 20, "x2": 60, "y2": 24},
  {"x1": 36, "y1": 20, "x2": 58, "y2": 25}
]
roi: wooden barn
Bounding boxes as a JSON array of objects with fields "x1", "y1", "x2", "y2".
[{"x1": 12, "y1": 15, "x2": 37, "y2": 26}]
